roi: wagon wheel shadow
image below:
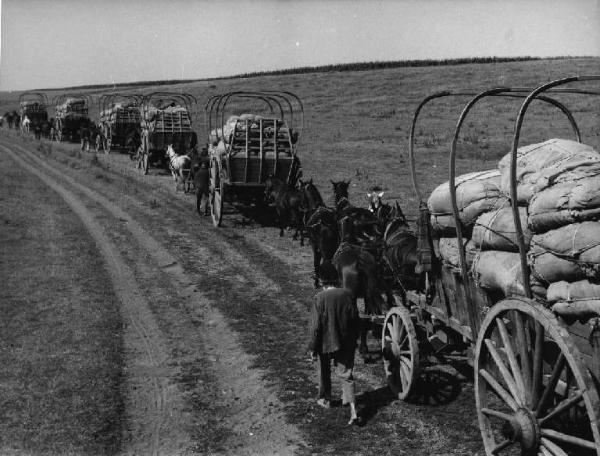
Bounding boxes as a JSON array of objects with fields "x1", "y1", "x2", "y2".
[
  {"x1": 235, "y1": 203, "x2": 279, "y2": 228},
  {"x1": 357, "y1": 368, "x2": 462, "y2": 426},
  {"x1": 410, "y1": 368, "x2": 462, "y2": 406}
]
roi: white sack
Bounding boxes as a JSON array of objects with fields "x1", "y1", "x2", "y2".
[
  {"x1": 472, "y1": 206, "x2": 531, "y2": 251},
  {"x1": 528, "y1": 221, "x2": 600, "y2": 284},
  {"x1": 498, "y1": 139, "x2": 600, "y2": 204},
  {"x1": 471, "y1": 250, "x2": 525, "y2": 297},
  {"x1": 428, "y1": 170, "x2": 504, "y2": 234}
]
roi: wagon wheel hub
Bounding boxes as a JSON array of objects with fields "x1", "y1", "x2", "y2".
[{"x1": 506, "y1": 408, "x2": 540, "y2": 451}]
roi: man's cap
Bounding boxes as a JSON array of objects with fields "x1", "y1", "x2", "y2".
[{"x1": 318, "y1": 263, "x2": 338, "y2": 284}]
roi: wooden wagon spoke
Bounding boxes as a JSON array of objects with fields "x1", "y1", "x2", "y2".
[
  {"x1": 540, "y1": 437, "x2": 569, "y2": 456},
  {"x1": 532, "y1": 321, "x2": 545, "y2": 407},
  {"x1": 513, "y1": 311, "x2": 532, "y2": 405},
  {"x1": 538, "y1": 445, "x2": 552, "y2": 456},
  {"x1": 541, "y1": 428, "x2": 597, "y2": 450},
  {"x1": 538, "y1": 390, "x2": 585, "y2": 426},
  {"x1": 386, "y1": 323, "x2": 395, "y2": 341},
  {"x1": 496, "y1": 317, "x2": 527, "y2": 405},
  {"x1": 479, "y1": 368, "x2": 519, "y2": 411},
  {"x1": 481, "y1": 407, "x2": 513, "y2": 422},
  {"x1": 490, "y1": 438, "x2": 514, "y2": 454},
  {"x1": 535, "y1": 353, "x2": 566, "y2": 417},
  {"x1": 484, "y1": 338, "x2": 523, "y2": 405}
]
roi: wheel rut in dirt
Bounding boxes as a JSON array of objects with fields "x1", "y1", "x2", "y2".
[
  {"x1": 2, "y1": 140, "x2": 307, "y2": 455},
  {"x1": 5, "y1": 136, "x2": 487, "y2": 455}
]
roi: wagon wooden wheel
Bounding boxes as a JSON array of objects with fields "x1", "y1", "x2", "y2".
[
  {"x1": 382, "y1": 305, "x2": 420, "y2": 400},
  {"x1": 94, "y1": 134, "x2": 102, "y2": 152},
  {"x1": 475, "y1": 298, "x2": 600, "y2": 456},
  {"x1": 209, "y1": 159, "x2": 223, "y2": 227}
]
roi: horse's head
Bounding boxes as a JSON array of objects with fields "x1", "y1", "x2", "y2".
[
  {"x1": 366, "y1": 191, "x2": 385, "y2": 212},
  {"x1": 165, "y1": 144, "x2": 176, "y2": 158},
  {"x1": 331, "y1": 179, "x2": 350, "y2": 204}
]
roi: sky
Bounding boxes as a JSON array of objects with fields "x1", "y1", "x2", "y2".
[{"x1": 1, "y1": 0, "x2": 599, "y2": 91}]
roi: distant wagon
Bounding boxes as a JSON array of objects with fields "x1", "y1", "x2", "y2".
[
  {"x1": 205, "y1": 91, "x2": 303, "y2": 227},
  {"x1": 19, "y1": 92, "x2": 49, "y2": 132},
  {"x1": 97, "y1": 93, "x2": 142, "y2": 154},
  {"x1": 137, "y1": 91, "x2": 197, "y2": 174},
  {"x1": 52, "y1": 94, "x2": 92, "y2": 142}
]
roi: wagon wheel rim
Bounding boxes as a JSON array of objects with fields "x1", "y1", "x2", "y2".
[
  {"x1": 95, "y1": 135, "x2": 101, "y2": 152},
  {"x1": 106, "y1": 137, "x2": 111, "y2": 154},
  {"x1": 475, "y1": 298, "x2": 600, "y2": 456},
  {"x1": 381, "y1": 305, "x2": 419, "y2": 400}
]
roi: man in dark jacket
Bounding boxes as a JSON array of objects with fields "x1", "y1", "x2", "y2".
[
  {"x1": 194, "y1": 159, "x2": 210, "y2": 216},
  {"x1": 308, "y1": 262, "x2": 360, "y2": 425}
]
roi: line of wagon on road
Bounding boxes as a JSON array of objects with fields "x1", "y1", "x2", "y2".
[{"x1": 3, "y1": 76, "x2": 600, "y2": 456}]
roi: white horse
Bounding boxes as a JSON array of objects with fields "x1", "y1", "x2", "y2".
[
  {"x1": 21, "y1": 115, "x2": 31, "y2": 134},
  {"x1": 165, "y1": 144, "x2": 191, "y2": 192}
]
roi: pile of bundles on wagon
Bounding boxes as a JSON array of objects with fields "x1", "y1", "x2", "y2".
[
  {"x1": 143, "y1": 103, "x2": 191, "y2": 132},
  {"x1": 209, "y1": 114, "x2": 295, "y2": 157},
  {"x1": 20, "y1": 100, "x2": 46, "y2": 114},
  {"x1": 56, "y1": 98, "x2": 87, "y2": 116},
  {"x1": 100, "y1": 101, "x2": 140, "y2": 123},
  {"x1": 429, "y1": 138, "x2": 600, "y2": 321}
]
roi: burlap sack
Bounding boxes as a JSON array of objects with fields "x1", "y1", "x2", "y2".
[
  {"x1": 528, "y1": 176, "x2": 600, "y2": 232},
  {"x1": 438, "y1": 237, "x2": 477, "y2": 269},
  {"x1": 528, "y1": 221, "x2": 600, "y2": 284},
  {"x1": 472, "y1": 250, "x2": 525, "y2": 297},
  {"x1": 547, "y1": 279, "x2": 600, "y2": 303},
  {"x1": 498, "y1": 139, "x2": 600, "y2": 204},
  {"x1": 428, "y1": 170, "x2": 504, "y2": 235},
  {"x1": 472, "y1": 206, "x2": 531, "y2": 251}
]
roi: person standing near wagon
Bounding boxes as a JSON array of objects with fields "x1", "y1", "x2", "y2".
[
  {"x1": 308, "y1": 262, "x2": 361, "y2": 425},
  {"x1": 194, "y1": 153, "x2": 210, "y2": 216}
]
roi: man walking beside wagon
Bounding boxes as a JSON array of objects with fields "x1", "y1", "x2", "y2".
[{"x1": 308, "y1": 262, "x2": 361, "y2": 425}]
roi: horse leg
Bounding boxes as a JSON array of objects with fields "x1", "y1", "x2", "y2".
[
  {"x1": 196, "y1": 190, "x2": 202, "y2": 216},
  {"x1": 312, "y1": 242, "x2": 321, "y2": 288}
]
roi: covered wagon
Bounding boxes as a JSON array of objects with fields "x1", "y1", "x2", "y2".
[{"x1": 205, "y1": 91, "x2": 303, "y2": 227}]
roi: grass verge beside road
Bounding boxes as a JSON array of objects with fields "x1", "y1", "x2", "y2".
[{"x1": 0, "y1": 149, "x2": 123, "y2": 455}]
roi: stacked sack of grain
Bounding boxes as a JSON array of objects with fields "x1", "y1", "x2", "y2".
[
  {"x1": 505, "y1": 139, "x2": 600, "y2": 317},
  {"x1": 429, "y1": 138, "x2": 600, "y2": 309},
  {"x1": 428, "y1": 169, "x2": 528, "y2": 297}
]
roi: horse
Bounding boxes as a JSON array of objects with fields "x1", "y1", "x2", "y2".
[
  {"x1": 333, "y1": 219, "x2": 392, "y2": 355},
  {"x1": 331, "y1": 179, "x2": 381, "y2": 244},
  {"x1": 366, "y1": 191, "x2": 385, "y2": 212},
  {"x1": 165, "y1": 144, "x2": 192, "y2": 192},
  {"x1": 381, "y1": 202, "x2": 427, "y2": 303},
  {"x1": 20, "y1": 115, "x2": 30, "y2": 134},
  {"x1": 264, "y1": 175, "x2": 305, "y2": 244}
]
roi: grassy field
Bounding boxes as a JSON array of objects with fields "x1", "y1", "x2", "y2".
[{"x1": 2, "y1": 56, "x2": 599, "y2": 219}]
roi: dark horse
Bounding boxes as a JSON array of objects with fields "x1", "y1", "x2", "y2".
[
  {"x1": 264, "y1": 175, "x2": 305, "y2": 244},
  {"x1": 334, "y1": 215, "x2": 392, "y2": 355},
  {"x1": 300, "y1": 179, "x2": 339, "y2": 288},
  {"x1": 331, "y1": 179, "x2": 381, "y2": 243}
]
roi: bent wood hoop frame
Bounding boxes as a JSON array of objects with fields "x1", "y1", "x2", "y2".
[{"x1": 408, "y1": 84, "x2": 600, "y2": 337}]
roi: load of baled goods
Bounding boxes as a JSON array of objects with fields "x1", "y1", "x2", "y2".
[
  {"x1": 428, "y1": 138, "x2": 600, "y2": 321},
  {"x1": 56, "y1": 98, "x2": 87, "y2": 116}
]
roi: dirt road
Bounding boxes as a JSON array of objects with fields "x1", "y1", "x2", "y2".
[{"x1": 0, "y1": 133, "x2": 485, "y2": 455}]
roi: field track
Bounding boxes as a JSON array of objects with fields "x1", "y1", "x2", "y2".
[{"x1": 1, "y1": 132, "x2": 487, "y2": 455}]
